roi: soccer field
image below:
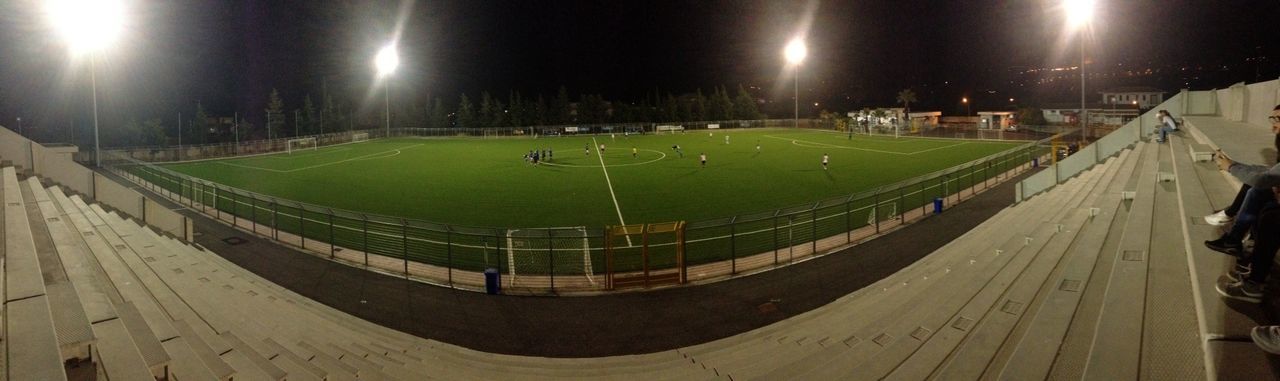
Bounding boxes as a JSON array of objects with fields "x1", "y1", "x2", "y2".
[{"x1": 154, "y1": 128, "x2": 1022, "y2": 229}]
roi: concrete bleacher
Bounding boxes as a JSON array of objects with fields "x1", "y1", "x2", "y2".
[
  {"x1": 1, "y1": 135, "x2": 1245, "y2": 380},
  {"x1": 3, "y1": 82, "x2": 1277, "y2": 380}
]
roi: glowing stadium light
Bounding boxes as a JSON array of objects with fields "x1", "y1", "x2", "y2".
[
  {"x1": 783, "y1": 37, "x2": 808, "y2": 130},
  {"x1": 375, "y1": 44, "x2": 399, "y2": 78},
  {"x1": 784, "y1": 38, "x2": 807, "y2": 66},
  {"x1": 46, "y1": 0, "x2": 126, "y2": 167},
  {"x1": 46, "y1": 0, "x2": 125, "y2": 55},
  {"x1": 1064, "y1": 0, "x2": 1095, "y2": 29}
]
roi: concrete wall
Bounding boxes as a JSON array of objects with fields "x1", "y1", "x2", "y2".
[{"x1": 0, "y1": 125, "x2": 191, "y2": 241}]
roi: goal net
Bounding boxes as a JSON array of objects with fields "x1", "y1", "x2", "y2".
[
  {"x1": 352, "y1": 132, "x2": 370, "y2": 143},
  {"x1": 287, "y1": 137, "x2": 318, "y2": 154},
  {"x1": 505, "y1": 227, "x2": 597, "y2": 289},
  {"x1": 655, "y1": 125, "x2": 685, "y2": 134}
]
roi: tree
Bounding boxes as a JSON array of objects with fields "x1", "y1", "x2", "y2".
[
  {"x1": 896, "y1": 89, "x2": 917, "y2": 115},
  {"x1": 302, "y1": 95, "x2": 317, "y2": 136},
  {"x1": 141, "y1": 118, "x2": 167, "y2": 146},
  {"x1": 507, "y1": 91, "x2": 525, "y2": 127},
  {"x1": 429, "y1": 97, "x2": 450, "y2": 128},
  {"x1": 734, "y1": 85, "x2": 763, "y2": 120},
  {"x1": 551, "y1": 86, "x2": 571, "y2": 124},
  {"x1": 693, "y1": 89, "x2": 708, "y2": 121},
  {"x1": 479, "y1": 91, "x2": 497, "y2": 127},
  {"x1": 265, "y1": 88, "x2": 285, "y2": 139},
  {"x1": 456, "y1": 94, "x2": 476, "y2": 128},
  {"x1": 708, "y1": 87, "x2": 734, "y2": 120},
  {"x1": 1017, "y1": 107, "x2": 1048, "y2": 126},
  {"x1": 190, "y1": 102, "x2": 209, "y2": 144},
  {"x1": 533, "y1": 95, "x2": 548, "y2": 126}
]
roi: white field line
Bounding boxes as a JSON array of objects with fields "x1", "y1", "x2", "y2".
[
  {"x1": 541, "y1": 149, "x2": 667, "y2": 168},
  {"x1": 593, "y1": 137, "x2": 633, "y2": 246},
  {"x1": 215, "y1": 143, "x2": 423, "y2": 173},
  {"x1": 765, "y1": 135, "x2": 970, "y2": 155},
  {"x1": 131, "y1": 156, "x2": 1016, "y2": 252},
  {"x1": 268, "y1": 147, "x2": 351, "y2": 160},
  {"x1": 139, "y1": 137, "x2": 383, "y2": 165}
]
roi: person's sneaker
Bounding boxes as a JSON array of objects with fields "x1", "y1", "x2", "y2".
[
  {"x1": 1217, "y1": 280, "x2": 1263, "y2": 303},
  {"x1": 1205, "y1": 238, "x2": 1244, "y2": 256},
  {"x1": 1252, "y1": 326, "x2": 1280, "y2": 355},
  {"x1": 1204, "y1": 210, "x2": 1233, "y2": 226},
  {"x1": 1228, "y1": 264, "x2": 1252, "y2": 283}
]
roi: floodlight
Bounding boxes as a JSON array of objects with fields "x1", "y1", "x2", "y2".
[
  {"x1": 1064, "y1": 0, "x2": 1095, "y2": 29},
  {"x1": 784, "y1": 38, "x2": 807, "y2": 65},
  {"x1": 375, "y1": 44, "x2": 399, "y2": 77},
  {"x1": 46, "y1": 0, "x2": 124, "y2": 54}
]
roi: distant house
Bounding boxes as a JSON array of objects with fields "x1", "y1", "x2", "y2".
[
  {"x1": 1100, "y1": 87, "x2": 1165, "y2": 109},
  {"x1": 1041, "y1": 103, "x2": 1140, "y2": 126},
  {"x1": 977, "y1": 111, "x2": 1016, "y2": 130}
]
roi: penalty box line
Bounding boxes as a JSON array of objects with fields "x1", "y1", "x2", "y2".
[{"x1": 592, "y1": 137, "x2": 633, "y2": 247}]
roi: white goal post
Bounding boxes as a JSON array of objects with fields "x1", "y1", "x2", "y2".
[
  {"x1": 506, "y1": 228, "x2": 594, "y2": 288},
  {"x1": 655, "y1": 125, "x2": 684, "y2": 134},
  {"x1": 352, "y1": 132, "x2": 370, "y2": 143},
  {"x1": 286, "y1": 137, "x2": 318, "y2": 154}
]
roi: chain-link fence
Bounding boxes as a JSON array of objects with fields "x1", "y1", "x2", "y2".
[{"x1": 102, "y1": 124, "x2": 1053, "y2": 294}]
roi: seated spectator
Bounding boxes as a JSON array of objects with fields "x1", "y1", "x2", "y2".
[
  {"x1": 1216, "y1": 185, "x2": 1280, "y2": 303},
  {"x1": 1205, "y1": 105, "x2": 1280, "y2": 256},
  {"x1": 1205, "y1": 106, "x2": 1280, "y2": 225},
  {"x1": 1155, "y1": 110, "x2": 1178, "y2": 143}
]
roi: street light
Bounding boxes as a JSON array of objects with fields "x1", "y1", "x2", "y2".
[
  {"x1": 16, "y1": 117, "x2": 21, "y2": 136},
  {"x1": 962, "y1": 97, "x2": 970, "y2": 116},
  {"x1": 47, "y1": 0, "x2": 125, "y2": 167},
  {"x1": 784, "y1": 38, "x2": 807, "y2": 129},
  {"x1": 375, "y1": 44, "x2": 399, "y2": 138},
  {"x1": 1065, "y1": 0, "x2": 1094, "y2": 141}
]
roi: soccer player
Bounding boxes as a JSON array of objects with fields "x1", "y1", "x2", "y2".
[
  {"x1": 632, "y1": 147, "x2": 638, "y2": 158},
  {"x1": 600, "y1": 143, "x2": 606, "y2": 153},
  {"x1": 548, "y1": 148, "x2": 553, "y2": 160},
  {"x1": 584, "y1": 144, "x2": 590, "y2": 156},
  {"x1": 700, "y1": 153, "x2": 707, "y2": 168},
  {"x1": 822, "y1": 153, "x2": 829, "y2": 170},
  {"x1": 672, "y1": 144, "x2": 684, "y2": 158},
  {"x1": 724, "y1": 135, "x2": 730, "y2": 145},
  {"x1": 756, "y1": 141, "x2": 761, "y2": 152}
]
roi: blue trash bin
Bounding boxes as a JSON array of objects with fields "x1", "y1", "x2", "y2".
[
  {"x1": 933, "y1": 197, "x2": 944, "y2": 214},
  {"x1": 484, "y1": 268, "x2": 501, "y2": 295}
]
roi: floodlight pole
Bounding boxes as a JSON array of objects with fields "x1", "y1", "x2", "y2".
[
  {"x1": 384, "y1": 81, "x2": 391, "y2": 137},
  {"x1": 234, "y1": 112, "x2": 239, "y2": 154},
  {"x1": 91, "y1": 55, "x2": 102, "y2": 167},
  {"x1": 178, "y1": 112, "x2": 182, "y2": 161},
  {"x1": 1079, "y1": 33, "x2": 1087, "y2": 142},
  {"x1": 793, "y1": 65, "x2": 799, "y2": 129},
  {"x1": 16, "y1": 118, "x2": 21, "y2": 136}
]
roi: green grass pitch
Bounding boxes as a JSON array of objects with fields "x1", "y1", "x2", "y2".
[
  {"x1": 159, "y1": 128, "x2": 1020, "y2": 229},
  {"x1": 128, "y1": 128, "x2": 1029, "y2": 278}
]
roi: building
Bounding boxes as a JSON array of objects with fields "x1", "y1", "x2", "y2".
[
  {"x1": 1100, "y1": 86, "x2": 1166, "y2": 109},
  {"x1": 1041, "y1": 103, "x2": 1141, "y2": 126},
  {"x1": 977, "y1": 111, "x2": 1016, "y2": 130}
]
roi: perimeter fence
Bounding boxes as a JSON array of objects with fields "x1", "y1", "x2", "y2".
[{"x1": 102, "y1": 123, "x2": 1054, "y2": 294}]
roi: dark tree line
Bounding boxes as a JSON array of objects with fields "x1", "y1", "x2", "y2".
[{"x1": 421, "y1": 84, "x2": 766, "y2": 129}]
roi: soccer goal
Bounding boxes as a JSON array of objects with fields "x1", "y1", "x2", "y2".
[
  {"x1": 505, "y1": 227, "x2": 596, "y2": 289},
  {"x1": 287, "y1": 137, "x2": 318, "y2": 154},
  {"x1": 352, "y1": 132, "x2": 370, "y2": 143},
  {"x1": 655, "y1": 125, "x2": 684, "y2": 134}
]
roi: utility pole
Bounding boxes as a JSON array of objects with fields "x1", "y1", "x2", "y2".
[{"x1": 234, "y1": 112, "x2": 239, "y2": 154}]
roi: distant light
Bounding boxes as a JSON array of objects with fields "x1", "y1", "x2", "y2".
[
  {"x1": 46, "y1": 0, "x2": 125, "y2": 54},
  {"x1": 1009, "y1": 98, "x2": 1015, "y2": 102},
  {"x1": 962, "y1": 97, "x2": 968, "y2": 103},
  {"x1": 375, "y1": 44, "x2": 399, "y2": 77},
  {"x1": 814, "y1": 102, "x2": 819, "y2": 107},
  {"x1": 1064, "y1": 0, "x2": 1095, "y2": 29},
  {"x1": 784, "y1": 38, "x2": 807, "y2": 65}
]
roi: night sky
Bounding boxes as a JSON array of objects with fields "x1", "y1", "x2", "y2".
[{"x1": 0, "y1": 0, "x2": 1276, "y2": 139}]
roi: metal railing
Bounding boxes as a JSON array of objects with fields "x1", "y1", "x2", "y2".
[{"x1": 103, "y1": 127, "x2": 1052, "y2": 294}]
